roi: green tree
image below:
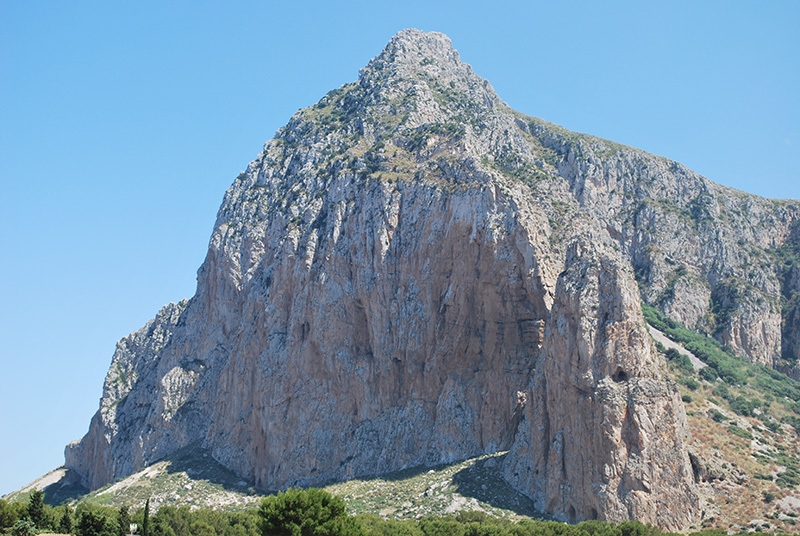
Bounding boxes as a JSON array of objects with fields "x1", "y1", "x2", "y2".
[
  {"x1": 142, "y1": 500, "x2": 150, "y2": 536},
  {"x1": 77, "y1": 510, "x2": 116, "y2": 536},
  {"x1": 152, "y1": 506, "x2": 190, "y2": 536},
  {"x1": 190, "y1": 521, "x2": 216, "y2": 536},
  {"x1": 618, "y1": 521, "x2": 661, "y2": 536},
  {"x1": 355, "y1": 515, "x2": 423, "y2": 536},
  {"x1": 12, "y1": 518, "x2": 36, "y2": 536},
  {"x1": 0, "y1": 499, "x2": 27, "y2": 530},
  {"x1": 118, "y1": 506, "x2": 132, "y2": 536},
  {"x1": 224, "y1": 511, "x2": 261, "y2": 536},
  {"x1": 149, "y1": 518, "x2": 176, "y2": 536},
  {"x1": 60, "y1": 505, "x2": 75, "y2": 534},
  {"x1": 225, "y1": 526, "x2": 249, "y2": 536},
  {"x1": 419, "y1": 517, "x2": 465, "y2": 536},
  {"x1": 28, "y1": 489, "x2": 45, "y2": 530},
  {"x1": 259, "y1": 488, "x2": 363, "y2": 536}
]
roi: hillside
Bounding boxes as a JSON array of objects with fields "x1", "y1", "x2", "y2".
[
  {"x1": 69, "y1": 450, "x2": 538, "y2": 521},
  {"x1": 645, "y1": 305, "x2": 800, "y2": 533}
]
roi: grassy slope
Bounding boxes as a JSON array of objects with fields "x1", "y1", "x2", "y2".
[
  {"x1": 66, "y1": 450, "x2": 540, "y2": 521},
  {"x1": 644, "y1": 304, "x2": 800, "y2": 533}
]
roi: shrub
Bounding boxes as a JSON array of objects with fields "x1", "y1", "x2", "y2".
[
  {"x1": 711, "y1": 383, "x2": 731, "y2": 401},
  {"x1": 728, "y1": 425, "x2": 753, "y2": 440},
  {"x1": 664, "y1": 348, "x2": 694, "y2": 374},
  {"x1": 708, "y1": 409, "x2": 726, "y2": 423},
  {"x1": 777, "y1": 469, "x2": 800, "y2": 488},
  {"x1": 761, "y1": 420, "x2": 781, "y2": 433},
  {"x1": 681, "y1": 377, "x2": 699, "y2": 391},
  {"x1": 729, "y1": 396, "x2": 758, "y2": 417},
  {"x1": 698, "y1": 366, "x2": 718, "y2": 382}
]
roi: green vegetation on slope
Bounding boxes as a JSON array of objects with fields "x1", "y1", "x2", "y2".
[
  {"x1": 643, "y1": 303, "x2": 800, "y2": 409},
  {"x1": 644, "y1": 302, "x2": 800, "y2": 532}
]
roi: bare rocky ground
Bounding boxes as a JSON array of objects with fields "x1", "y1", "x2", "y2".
[{"x1": 649, "y1": 326, "x2": 706, "y2": 372}]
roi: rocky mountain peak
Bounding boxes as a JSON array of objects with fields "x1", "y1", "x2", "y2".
[
  {"x1": 363, "y1": 29, "x2": 460, "y2": 75},
  {"x1": 293, "y1": 28, "x2": 503, "y2": 142},
  {"x1": 360, "y1": 29, "x2": 482, "y2": 90},
  {"x1": 62, "y1": 29, "x2": 800, "y2": 531}
]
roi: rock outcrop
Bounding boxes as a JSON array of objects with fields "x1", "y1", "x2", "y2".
[
  {"x1": 65, "y1": 300, "x2": 195, "y2": 490},
  {"x1": 65, "y1": 29, "x2": 800, "y2": 529},
  {"x1": 504, "y1": 238, "x2": 699, "y2": 530}
]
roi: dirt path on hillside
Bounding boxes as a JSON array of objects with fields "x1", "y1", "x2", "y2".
[{"x1": 648, "y1": 325, "x2": 707, "y2": 371}]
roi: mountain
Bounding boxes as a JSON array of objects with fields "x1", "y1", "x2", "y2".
[{"x1": 61, "y1": 29, "x2": 800, "y2": 531}]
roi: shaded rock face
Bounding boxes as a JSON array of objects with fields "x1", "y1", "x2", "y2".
[
  {"x1": 503, "y1": 239, "x2": 699, "y2": 530},
  {"x1": 65, "y1": 29, "x2": 799, "y2": 528},
  {"x1": 64, "y1": 300, "x2": 203, "y2": 490},
  {"x1": 780, "y1": 223, "x2": 800, "y2": 372}
]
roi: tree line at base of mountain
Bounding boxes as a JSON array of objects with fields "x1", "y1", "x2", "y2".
[{"x1": 0, "y1": 488, "x2": 791, "y2": 536}]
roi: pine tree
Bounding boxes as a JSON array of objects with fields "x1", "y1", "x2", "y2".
[
  {"x1": 27, "y1": 490, "x2": 44, "y2": 530},
  {"x1": 77, "y1": 510, "x2": 114, "y2": 536},
  {"x1": 59, "y1": 505, "x2": 74, "y2": 535},
  {"x1": 141, "y1": 500, "x2": 149, "y2": 536},
  {"x1": 258, "y1": 488, "x2": 363, "y2": 536},
  {"x1": 117, "y1": 506, "x2": 130, "y2": 536}
]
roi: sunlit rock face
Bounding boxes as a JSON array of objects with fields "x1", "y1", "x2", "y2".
[
  {"x1": 503, "y1": 238, "x2": 700, "y2": 531},
  {"x1": 66, "y1": 29, "x2": 800, "y2": 530}
]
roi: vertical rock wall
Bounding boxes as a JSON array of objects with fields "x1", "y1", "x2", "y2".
[
  {"x1": 504, "y1": 238, "x2": 700, "y2": 531},
  {"x1": 202, "y1": 179, "x2": 556, "y2": 489}
]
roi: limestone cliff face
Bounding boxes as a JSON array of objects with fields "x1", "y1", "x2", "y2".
[
  {"x1": 65, "y1": 29, "x2": 798, "y2": 528},
  {"x1": 778, "y1": 222, "x2": 800, "y2": 378},
  {"x1": 67, "y1": 29, "x2": 561, "y2": 495},
  {"x1": 202, "y1": 178, "x2": 555, "y2": 488},
  {"x1": 65, "y1": 301, "x2": 197, "y2": 490},
  {"x1": 503, "y1": 238, "x2": 699, "y2": 530},
  {"x1": 517, "y1": 121, "x2": 800, "y2": 367}
]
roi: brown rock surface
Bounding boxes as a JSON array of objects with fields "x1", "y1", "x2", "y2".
[
  {"x1": 503, "y1": 238, "x2": 700, "y2": 530},
  {"x1": 64, "y1": 29, "x2": 800, "y2": 529}
]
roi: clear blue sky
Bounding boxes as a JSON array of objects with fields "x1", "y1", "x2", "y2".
[{"x1": 1, "y1": 1, "x2": 798, "y2": 496}]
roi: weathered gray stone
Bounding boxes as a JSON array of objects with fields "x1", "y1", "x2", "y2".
[
  {"x1": 65, "y1": 29, "x2": 799, "y2": 530},
  {"x1": 503, "y1": 238, "x2": 700, "y2": 530}
]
